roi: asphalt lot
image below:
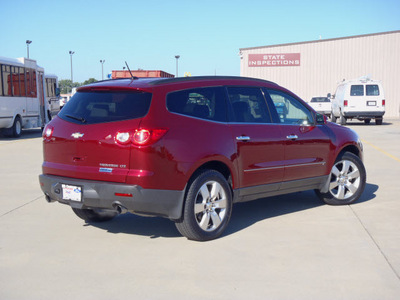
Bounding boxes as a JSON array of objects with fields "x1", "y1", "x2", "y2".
[{"x1": 1, "y1": 119, "x2": 400, "y2": 300}]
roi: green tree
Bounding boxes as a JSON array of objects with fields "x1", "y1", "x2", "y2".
[
  {"x1": 82, "y1": 78, "x2": 98, "y2": 86},
  {"x1": 59, "y1": 79, "x2": 80, "y2": 94}
]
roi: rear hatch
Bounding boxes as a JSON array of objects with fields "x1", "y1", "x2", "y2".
[{"x1": 43, "y1": 89, "x2": 152, "y2": 183}]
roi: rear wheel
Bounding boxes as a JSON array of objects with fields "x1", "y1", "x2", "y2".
[
  {"x1": 72, "y1": 207, "x2": 117, "y2": 222},
  {"x1": 175, "y1": 170, "x2": 233, "y2": 241},
  {"x1": 376, "y1": 117, "x2": 383, "y2": 125},
  {"x1": 364, "y1": 118, "x2": 371, "y2": 125},
  {"x1": 316, "y1": 152, "x2": 366, "y2": 205}
]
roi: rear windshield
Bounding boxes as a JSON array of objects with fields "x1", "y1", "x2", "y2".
[
  {"x1": 366, "y1": 84, "x2": 380, "y2": 96},
  {"x1": 59, "y1": 91, "x2": 152, "y2": 124},
  {"x1": 311, "y1": 97, "x2": 330, "y2": 102},
  {"x1": 350, "y1": 85, "x2": 364, "y2": 96}
]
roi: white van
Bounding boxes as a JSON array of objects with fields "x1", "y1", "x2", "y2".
[{"x1": 331, "y1": 77, "x2": 385, "y2": 125}]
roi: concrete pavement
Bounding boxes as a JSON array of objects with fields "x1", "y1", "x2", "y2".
[{"x1": 1, "y1": 120, "x2": 400, "y2": 299}]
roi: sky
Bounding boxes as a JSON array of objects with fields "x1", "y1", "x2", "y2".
[{"x1": 1, "y1": 0, "x2": 399, "y2": 83}]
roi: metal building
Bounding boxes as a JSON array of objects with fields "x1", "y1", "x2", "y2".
[{"x1": 240, "y1": 30, "x2": 400, "y2": 118}]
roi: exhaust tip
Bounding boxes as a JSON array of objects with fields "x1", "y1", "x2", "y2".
[
  {"x1": 112, "y1": 201, "x2": 128, "y2": 214},
  {"x1": 45, "y1": 194, "x2": 55, "y2": 203}
]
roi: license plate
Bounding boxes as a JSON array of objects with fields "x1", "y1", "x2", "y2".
[
  {"x1": 367, "y1": 101, "x2": 377, "y2": 106},
  {"x1": 62, "y1": 184, "x2": 82, "y2": 202}
]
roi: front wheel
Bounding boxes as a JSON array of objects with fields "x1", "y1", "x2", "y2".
[
  {"x1": 339, "y1": 111, "x2": 346, "y2": 125},
  {"x1": 175, "y1": 170, "x2": 233, "y2": 241},
  {"x1": 72, "y1": 207, "x2": 117, "y2": 222},
  {"x1": 316, "y1": 152, "x2": 366, "y2": 205}
]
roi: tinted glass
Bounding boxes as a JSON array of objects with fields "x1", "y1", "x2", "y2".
[
  {"x1": 2, "y1": 65, "x2": 11, "y2": 96},
  {"x1": 167, "y1": 87, "x2": 227, "y2": 122},
  {"x1": 12, "y1": 67, "x2": 20, "y2": 96},
  {"x1": 267, "y1": 90, "x2": 313, "y2": 125},
  {"x1": 59, "y1": 91, "x2": 152, "y2": 124},
  {"x1": 366, "y1": 84, "x2": 380, "y2": 96},
  {"x1": 311, "y1": 97, "x2": 330, "y2": 102},
  {"x1": 350, "y1": 85, "x2": 364, "y2": 96},
  {"x1": 19, "y1": 67, "x2": 26, "y2": 96},
  {"x1": 227, "y1": 87, "x2": 271, "y2": 123}
]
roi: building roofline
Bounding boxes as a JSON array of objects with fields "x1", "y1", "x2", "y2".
[{"x1": 239, "y1": 30, "x2": 400, "y2": 51}]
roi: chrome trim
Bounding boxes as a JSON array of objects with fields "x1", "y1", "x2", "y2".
[
  {"x1": 244, "y1": 161, "x2": 325, "y2": 173},
  {"x1": 236, "y1": 136, "x2": 251, "y2": 141}
]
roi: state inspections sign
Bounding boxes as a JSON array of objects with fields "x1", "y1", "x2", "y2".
[{"x1": 248, "y1": 53, "x2": 300, "y2": 67}]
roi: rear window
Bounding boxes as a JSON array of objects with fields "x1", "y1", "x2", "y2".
[
  {"x1": 166, "y1": 87, "x2": 227, "y2": 122},
  {"x1": 366, "y1": 84, "x2": 380, "y2": 96},
  {"x1": 311, "y1": 97, "x2": 330, "y2": 102},
  {"x1": 350, "y1": 85, "x2": 364, "y2": 96},
  {"x1": 59, "y1": 91, "x2": 151, "y2": 124}
]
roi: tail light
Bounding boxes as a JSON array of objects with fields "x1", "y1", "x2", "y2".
[
  {"x1": 344, "y1": 100, "x2": 348, "y2": 107},
  {"x1": 382, "y1": 99, "x2": 385, "y2": 106},
  {"x1": 115, "y1": 128, "x2": 168, "y2": 146},
  {"x1": 43, "y1": 125, "x2": 54, "y2": 140}
]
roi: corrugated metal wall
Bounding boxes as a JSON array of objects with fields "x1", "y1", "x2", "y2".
[{"x1": 240, "y1": 31, "x2": 400, "y2": 118}]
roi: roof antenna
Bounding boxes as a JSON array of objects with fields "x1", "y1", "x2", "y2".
[{"x1": 125, "y1": 61, "x2": 137, "y2": 80}]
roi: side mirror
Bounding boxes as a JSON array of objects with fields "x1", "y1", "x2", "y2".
[{"x1": 316, "y1": 113, "x2": 327, "y2": 125}]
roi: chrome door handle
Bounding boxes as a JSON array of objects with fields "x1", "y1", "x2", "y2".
[
  {"x1": 236, "y1": 136, "x2": 250, "y2": 141},
  {"x1": 286, "y1": 135, "x2": 298, "y2": 140}
]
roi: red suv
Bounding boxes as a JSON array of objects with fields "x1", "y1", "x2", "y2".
[{"x1": 39, "y1": 76, "x2": 366, "y2": 241}]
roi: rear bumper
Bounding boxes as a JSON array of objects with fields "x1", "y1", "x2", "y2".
[
  {"x1": 343, "y1": 111, "x2": 385, "y2": 118},
  {"x1": 39, "y1": 174, "x2": 185, "y2": 220}
]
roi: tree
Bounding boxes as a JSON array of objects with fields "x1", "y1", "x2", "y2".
[
  {"x1": 59, "y1": 79, "x2": 80, "y2": 94},
  {"x1": 82, "y1": 78, "x2": 98, "y2": 86}
]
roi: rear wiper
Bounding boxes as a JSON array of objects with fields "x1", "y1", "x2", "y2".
[{"x1": 66, "y1": 114, "x2": 87, "y2": 123}]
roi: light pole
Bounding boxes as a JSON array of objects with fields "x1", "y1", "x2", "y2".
[
  {"x1": 69, "y1": 51, "x2": 75, "y2": 93},
  {"x1": 100, "y1": 60, "x2": 105, "y2": 80},
  {"x1": 26, "y1": 40, "x2": 32, "y2": 58},
  {"x1": 175, "y1": 55, "x2": 180, "y2": 77}
]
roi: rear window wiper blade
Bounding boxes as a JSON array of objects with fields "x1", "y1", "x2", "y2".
[{"x1": 65, "y1": 114, "x2": 87, "y2": 123}]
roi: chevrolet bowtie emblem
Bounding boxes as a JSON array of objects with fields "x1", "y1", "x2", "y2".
[{"x1": 71, "y1": 132, "x2": 84, "y2": 138}]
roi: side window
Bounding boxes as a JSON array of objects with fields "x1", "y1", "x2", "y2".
[
  {"x1": 350, "y1": 85, "x2": 364, "y2": 96},
  {"x1": 226, "y1": 87, "x2": 271, "y2": 123},
  {"x1": 366, "y1": 84, "x2": 379, "y2": 96},
  {"x1": 166, "y1": 87, "x2": 227, "y2": 122},
  {"x1": 2, "y1": 65, "x2": 12, "y2": 96},
  {"x1": 266, "y1": 90, "x2": 313, "y2": 125}
]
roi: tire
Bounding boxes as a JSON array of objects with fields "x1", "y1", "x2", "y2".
[
  {"x1": 316, "y1": 152, "x2": 366, "y2": 205},
  {"x1": 175, "y1": 170, "x2": 233, "y2": 241},
  {"x1": 4, "y1": 117, "x2": 22, "y2": 138},
  {"x1": 72, "y1": 207, "x2": 117, "y2": 222},
  {"x1": 331, "y1": 112, "x2": 337, "y2": 123},
  {"x1": 339, "y1": 111, "x2": 346, "y2": 125},
  {"x1": 364, "y1": 119, "x2": 371, "y2": 125},
  {"x1": 376, "y1": 118, "x2": 383, "y2": 125}
]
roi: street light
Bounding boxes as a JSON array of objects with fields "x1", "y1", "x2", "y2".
[
  {"x1": 69, "y1": 51, "x2": 75, "y2": 93},
  {"x1": 175, "y1": 55, "x2": 180, "y2": 77},
  {"x1": 100, "y1": 60, "x2": 105, "y2": 80},
  {"x1": 26, "y1": 40, "x2": 32, "y2": 58}
]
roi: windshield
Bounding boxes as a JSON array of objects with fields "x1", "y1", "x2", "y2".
[{"x1": 58, "y1": 91, "x2": 152, "y2": 124}]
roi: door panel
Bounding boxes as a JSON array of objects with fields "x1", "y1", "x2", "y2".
[
  {"x1": 230, "y1": 124, "x2": 284, "y2": 188},
  {"x1": 265, "y1": 89, "x2": 331, "y2": 182}
]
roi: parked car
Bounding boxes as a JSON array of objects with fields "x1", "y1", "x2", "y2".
[
  {"x1": 39, "y1": 76, "x2": 366, "y2": 241},
  {"x1": 309, "y1": 97, "x2": 331, "y2": 118},
  {"x1": 331, "y1": 77, "x2": 385, "y2": 125}
]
